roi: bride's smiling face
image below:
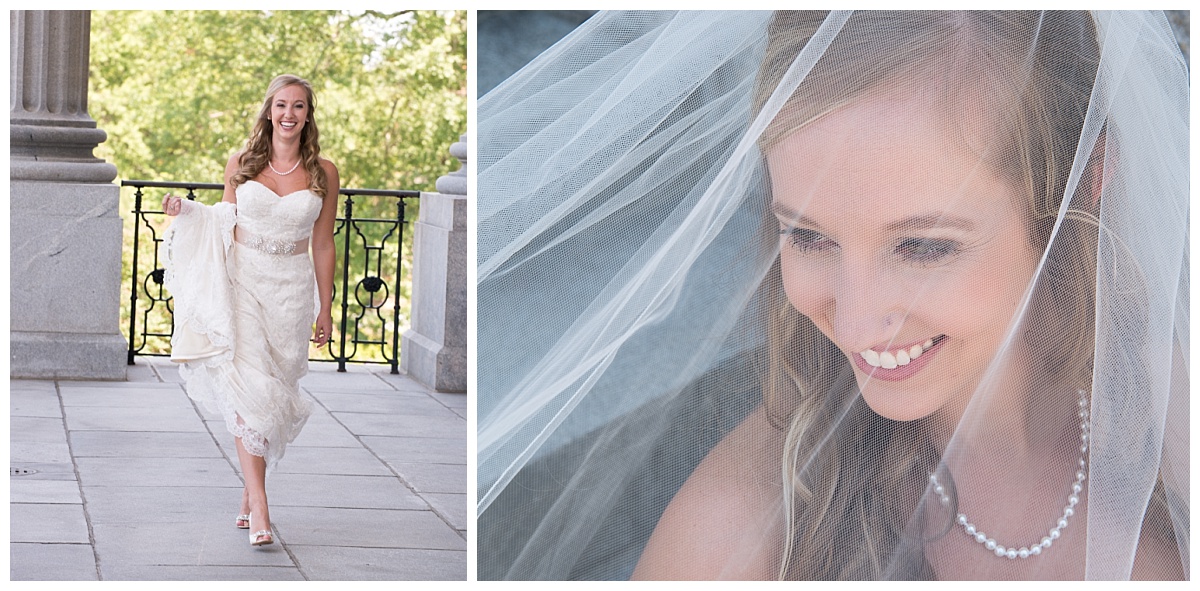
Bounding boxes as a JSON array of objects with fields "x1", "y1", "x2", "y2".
[
  {"x1": 270, "y1": 84, "x2": 309, "y2": 140},
  {"x1": 767, "y1": 89, "x2": 1040, "y2": 422}
]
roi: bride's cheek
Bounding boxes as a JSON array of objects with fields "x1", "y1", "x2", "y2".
[{"x1": 781, "y1": 259, "x2": 829, "y2": 319}]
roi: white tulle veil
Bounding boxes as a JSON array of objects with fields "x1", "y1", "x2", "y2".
[{"x1": 477, "y1": 11, "x2": 1189, "y2": 580}]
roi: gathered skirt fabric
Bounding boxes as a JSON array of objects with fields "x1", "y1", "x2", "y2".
[{"x1": 163, "y1": 195, "x2": 318, "y2": 472}]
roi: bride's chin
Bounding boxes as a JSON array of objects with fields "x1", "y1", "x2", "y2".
[{"x1": 856, "y1": 380, "x2": 942, "y2": 423}]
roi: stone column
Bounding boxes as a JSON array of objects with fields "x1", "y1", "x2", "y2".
[
  {"x1": 10, "y1": 10, "x2": 126, "y2": 379},
  {"x1": 402, "y1": 134, "x2": 467, "y2": 392}
]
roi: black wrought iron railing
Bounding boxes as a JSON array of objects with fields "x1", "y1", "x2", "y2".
[{"x1": 122, "y1": 179, "x2": 420, "y2": 373}]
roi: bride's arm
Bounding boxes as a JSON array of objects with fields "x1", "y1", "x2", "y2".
[
  {"x1": 631, "y1": 404, "x2": 786, "y2": 580},
  {"x1": 310, "y1": 159, "x2": 340, "y2": 347}
]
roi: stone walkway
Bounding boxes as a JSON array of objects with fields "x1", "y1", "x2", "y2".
[{"x1": 9, "y1": 358, "x2": 467, "y2": 581}]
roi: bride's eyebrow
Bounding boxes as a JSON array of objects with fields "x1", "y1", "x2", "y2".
[
  {"x1": 769, "y1": 202, "x2": 819, "y2": 228},
  {"x1": 886, "y1": 214, "x2": 977, "y2": 233}
]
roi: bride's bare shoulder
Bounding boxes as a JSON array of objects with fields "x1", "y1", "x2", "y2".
[{"x1": 631, "y1": 404, "x2": 786, "y2": 580}]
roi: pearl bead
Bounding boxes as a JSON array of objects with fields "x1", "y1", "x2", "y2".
[
  {"x1": 946, "y1": 388, "x2": 1089, "y2": 560},
  {"x1": 935, "y1": 485, "x2": 945, "y2": 495}
]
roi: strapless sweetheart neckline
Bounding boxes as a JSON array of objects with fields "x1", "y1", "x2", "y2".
[{"x1": 244, "y1": 179, "x2": 320, "y2": 200}]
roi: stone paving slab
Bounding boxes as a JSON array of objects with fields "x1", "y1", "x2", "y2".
[
  {"x1": 65, "y1": 405, "x2": 208, "y2": 433},
  {"x1": 267, "y1": 473, "x2": 427, "y2": 511},
  {"x1": 309, "y1": 389, "x2": 452, "y2": 416},
  {"x1": 11, "y1": 416, "x2": 71, "y2": 444},
  {"x1": 284, "y1": 411, "x2": 365, "y2": 449},
  {"x1": 287, "y1": 546, "x2": 466, "y2": 581},
  {"x1": 10, "y1": 378, "x2": 59, "y2": 393},
  {"x1": 10, "y1": 479, "x2": 83, "y2": 504},
  {"x1": 275, "y1": 506, "x2": 466, "y2": 550},
  {"x1": 361, "y1": 435, "x2": 466, "y2": 466},
  {"x1": 299, "y1": 370, "x2": 392, "y2": 392},
  {"x1": 386, "y1": 462, "x2": 467, "y2": 495},
  {"x1": 54, "y1": 379, "x2": 183, "y2": 389},
  {"x1": 82, "y1": 485, "x2": 241, "y2": 525},
  {"x1": 375, "y1": 372, "x2": 446, "y2": 394},
  {"x1": 271, "y1": 445, "x2": 393, "y2": 477},
  {"x1": 422, "y1": 493, "x2": 468, "y2": 532},
  {"x1": 92, "y1": 521, "x2": 298, "y2": 567},
  {"x1": 10, "y1": 441, "x2": 74, "y2": 464},
  {"x1": 59, "y1": 384, "x2": 192, "y2": 408},
  {"x1": 75, "y1": 456, "x2": 241, "y2": 488},
  {"x1": 10, "y1": 503, "x2": 91, "y2": 543},
  {"x1": 99, "y1": 564, "x2": 305, "y2": 581},
  {"x1": 68, "y1": 430, "x2": 221, "y2": 458},
  {"x1": 428, "y1": 391, "x2": 468, "y2": 408},
  {"x1": 10, "y1": 387, "x2": 63, "y2": 418},
  {"x1": 125, "y1": 360, "x2": 162, "y2": 382},
  {"x1": 335, "y1": 411, "x2": 466, "y2": 439},
  {"x1": 9, "y1": 543, "x2": 98, "y2": 581}
]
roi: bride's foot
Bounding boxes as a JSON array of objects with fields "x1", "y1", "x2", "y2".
[
  {"x1": 236, "y1": 488, "x2": 251, "y2": 529},
  {"x1": 248, "y1": 502, "x2": 273, "y2": 547}
]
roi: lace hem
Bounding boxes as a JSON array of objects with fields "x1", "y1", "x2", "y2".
[{"x1": 178, "y1": 354, "x2": 276, "y2": 464}]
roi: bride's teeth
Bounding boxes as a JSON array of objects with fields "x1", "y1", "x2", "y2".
[
  {"x1": 861, "y1": 349, "x2": 880, "y2": 367},
  {"x1": 909, "y1": 344, "x2": 923, "y2": 360},
  {"x1": 895, "y1": 349, "x2": 910, "y2": 366},
  {"x1": 879, "y1": 351, "x2": 898, "y2": 369}
]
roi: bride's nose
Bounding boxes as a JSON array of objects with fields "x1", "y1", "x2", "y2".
[{"x1": 829, "y1": 259, "x2": 905, "y2": 350}]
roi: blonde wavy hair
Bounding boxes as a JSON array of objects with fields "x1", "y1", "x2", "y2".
[
  {"x1": 231, "y1": 74, "x2": 328, "y2": 197},
  {"x1": 753, "y1": 11, "x2": 1107, "y2": 579}
]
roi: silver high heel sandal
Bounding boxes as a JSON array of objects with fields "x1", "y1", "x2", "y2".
[
  {"x1": 248, "y1": 515, "x2": 274, "y2": 547},
  {"x1": 235, "y1": 514, "x2": 251, "y2": 529}
]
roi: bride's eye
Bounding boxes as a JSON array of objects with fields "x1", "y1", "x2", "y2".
[
  {"x1": 780, "y1": 227, "x2": 837, "y2": 253},
  {"x1": 895, "y1": 237, "x2": 961, "y2": 264}
]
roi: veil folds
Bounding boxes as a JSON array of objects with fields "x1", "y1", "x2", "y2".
[{"x1": 478, "y1": 11, "x2": 1189, "y2": 580}]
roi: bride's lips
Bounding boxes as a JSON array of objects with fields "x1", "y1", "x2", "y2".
[{"x1": 852, "y1": 335, "x2": 947, "y2": 382}]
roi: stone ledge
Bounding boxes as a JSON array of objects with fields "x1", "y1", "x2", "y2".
[{"x1": 11, "y1": 331, "x2": 127, "y2": 380}]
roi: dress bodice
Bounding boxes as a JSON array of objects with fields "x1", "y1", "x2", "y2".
[{"x1": 234, "y1": 180, "x2": 324, "y2": 242}]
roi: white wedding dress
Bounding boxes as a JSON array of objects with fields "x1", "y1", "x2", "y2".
[{"x1": 162, "y1": 179, "x2": 322, "y2": 470}]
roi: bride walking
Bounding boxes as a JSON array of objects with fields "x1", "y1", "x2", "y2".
[{"x1": 162, "y1": 74, "x2": 339, "y2": 547}]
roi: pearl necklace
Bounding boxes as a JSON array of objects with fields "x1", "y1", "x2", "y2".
[
  {"x1": 268, "y1": 158, "x2": 301, "y2": 176},
  {"x1": 930, "y1": 389, "x2": 1089, "y2": 559}
]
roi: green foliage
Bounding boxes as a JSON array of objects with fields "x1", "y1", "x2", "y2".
[
  {"x1": 92, "y1": 10, "x2": 466, "y2": 360},
  {"x1": 91, "y1": 10, "x2": 465, "y2": 189}
]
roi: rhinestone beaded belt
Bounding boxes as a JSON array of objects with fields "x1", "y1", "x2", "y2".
[{"x1": 235, "y1": 228, "x2": 308, "y2": 256}]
